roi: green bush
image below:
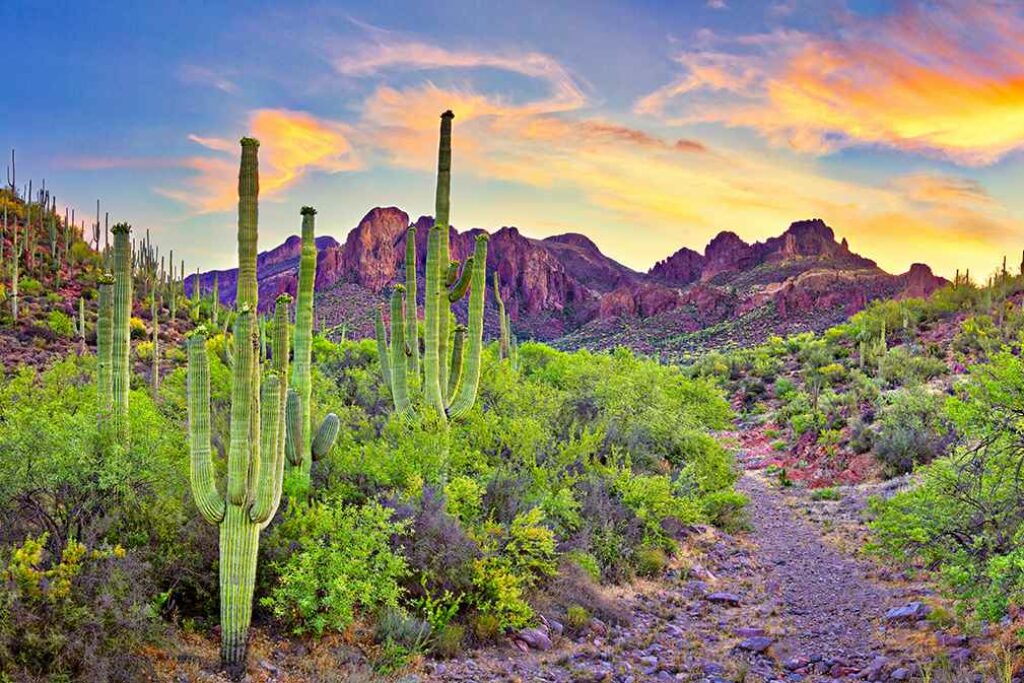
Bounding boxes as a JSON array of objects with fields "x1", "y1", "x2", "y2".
[
  {"x1": 870, "y1": 351, "x2": 1024, "y2": 619},
  {"x1": 874, "y1": 387, "x2": 948, "y2": 475},
  {"x1": 46, "y1": 309, "x2": 76, "y2": 338},
  {"x1": 262, "y1": 502, "x2": 409, "y2": 636}
]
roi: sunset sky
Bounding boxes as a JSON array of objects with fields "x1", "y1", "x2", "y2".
[{"x1": 3, "y1": 0, "x2": 1023, "y2": 280}]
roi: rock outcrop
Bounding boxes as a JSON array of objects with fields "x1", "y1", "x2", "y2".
[{"x1": 187, "y1": 211, "x2": 946, "y2": 349}]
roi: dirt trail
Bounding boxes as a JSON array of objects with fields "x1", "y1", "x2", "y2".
[{"x1": 737, "y1": 473, "x2": 901, "y2": 672}]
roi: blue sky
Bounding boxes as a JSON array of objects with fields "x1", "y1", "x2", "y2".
[{"x1": 3, "y1": 0, "x2": 1023, "y2": 279}]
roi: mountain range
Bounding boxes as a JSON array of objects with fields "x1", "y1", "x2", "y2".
[{"x1": 186, "y1": 208, "x2": 945, "y2": 358}]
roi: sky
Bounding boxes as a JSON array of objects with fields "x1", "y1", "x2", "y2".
[{"x1": 2, "y1": 0, "x2": 1024, "y2": 280}]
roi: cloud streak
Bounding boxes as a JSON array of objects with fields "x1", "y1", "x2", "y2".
[{"x1": 637, "y1": 1, "x2": 1024, "y2": 165}]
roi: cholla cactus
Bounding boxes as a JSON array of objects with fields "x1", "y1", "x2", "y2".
[
  {"x1": 187, "y1": 137, "x2": 291, "y2": 668},
  {"x1": 284, "y1": 206, "x2": 339, "y2": 490},
  {"x1": 376, "y1": 111, "x2": 490, "y2": 423}
]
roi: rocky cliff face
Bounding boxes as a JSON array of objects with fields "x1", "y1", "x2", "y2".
[{"x1": 188, "y1": 210, "x2": 946, "y2": 349}]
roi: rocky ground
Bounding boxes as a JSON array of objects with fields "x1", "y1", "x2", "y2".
[{"x1": 159, "y1": 430, "x2": 1021, "y2": 683}]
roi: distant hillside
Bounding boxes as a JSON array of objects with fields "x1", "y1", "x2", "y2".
[{"x1": 187, "y1": 210, "x2": 945, "y2": 353}]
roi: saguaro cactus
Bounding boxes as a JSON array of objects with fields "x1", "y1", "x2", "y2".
[
  {"x1": 97, "y1": 273, "x2": 115, "y2": 416},
  {"x1": 376, "y1": 111, "x2": 490, "y2": 423},
  {"x1": 284, "y1": 206, "x2": 339, "y2": 490},
  {"x1": 493, "y1": 272, "x2": 510, "y2": 360},
  {"x1": 187, "y1": 300, "x2": 289, "y2": 667},
  {"x1": 151, "y1": 294, "x2": 160, "y2": 398},
  {"x1": 188, "y1": 137, "x2": 291, "y2": 669},
  {"x1": 111, "y1": 222, "x2": 133, "y2": 444}
]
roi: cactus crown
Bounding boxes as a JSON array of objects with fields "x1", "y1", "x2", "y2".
[
  {"x1": 275, "y1": 293, "x2": 293, "y2": 305},
  {"x1": 111, "y1": 222, "x2": 131, "y2": 235},
  {"x1": 441, "y1": 110, "x2": 455, "y2": 120},
  {"x1": 97, "y1": 272, "x2": 115, "y2": 285},
  {"x1": 189, "y1": 324, "x2": 210, "y2": 339},
  {"x1": 300, "y1": 206, "x2": 317, "y2": 216},
  {"x1": 239, "y1": 136, "x2": 260, "y2": 148}
]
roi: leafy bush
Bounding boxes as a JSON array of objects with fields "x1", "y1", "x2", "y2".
[
  {"x1": 0, "y1": 535, "x2": 160, "y2": 682},
  {"x1": 46, "y1": 309, "x2": 76, "y2": 338},
  {"x1": 873, "y1": 387, "x2": 949, "y2": 475},
  {"x1": 870, "y1": 351, "x2": 1024, "y2": 619},
  {"x1": 262, "y1": 501, "x2": 409, "y2": 636}
]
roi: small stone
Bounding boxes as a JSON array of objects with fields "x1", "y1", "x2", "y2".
[
  {"x1": 936, "y1": 633, "x2": 967, "y2": 647},
  {"x1": 516, "y1": 627, "x2": 552, "y2": 651},
  {"x1": 884, "y1": 602, "x2": 931, "y2": 623},
  {"x1": 706, "y1": 592, "x2": 742, "y2": 606},
  {"x1": 891, "y1": 668, "x2": 910, "y2": 681},
  {"x1": 738, "y1": 636, "x2": 773, "y2": 653},
  {"x1": 735, "y1": 627, "x2": 767, "y2": 638},
  {"x1": 783, "y1": 657, "x2": 809, "y2": 671},
  {"x1": 947, "y1": 648, "x2": 971, "y2": 666}
]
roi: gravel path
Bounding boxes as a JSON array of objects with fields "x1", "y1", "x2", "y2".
[{"x1": 738, "y1": 472, "x2": 900, "y2": 672}]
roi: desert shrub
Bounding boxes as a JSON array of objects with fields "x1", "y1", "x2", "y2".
[
  {"x1": 0, "y1": 535, "x2": 160, "y2": 682},
  {"x1": 635, "y1": 547, "x2": 668, "y2": 577},
  {"x1": 389, "y1": 486, "x2": 480, "y2": 601},
  {"x1": 874, "y1": 387, "x2": 949, "y2": 475},
  {"x1": 848, "y1": 416, "x2": 875, "y2": 454},
  {"x1": 262, "y1": 501, "x2": 408, "y2": 636},
  {"x1": 128, "y1": 316, "x2": 147, "y2": 339},
  {"x1": 879, "y1": 347, "x2": 947, "y2": 387},
  {"x1": 19, "y1": 277, "x2": 42, "y2": 296},
  {"x1": 134, "y1": 340, "x2": 154, "y2": 362},
  {"x1": 46, "y1": 309, "x2": 75, "y2": 338},
  {"x1": 871, "y1": 351, "x2": 1024, "y2": 619}
]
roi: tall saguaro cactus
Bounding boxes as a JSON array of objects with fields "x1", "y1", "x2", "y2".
[
  {"x1": 111, "y1": 223, "x2": 133, "y2": 444},
  {"x1": 377, "y1": 111, "x2": 490, "y2": 423},
  {"x1": 284, "y1": 206, "x2": 339, "y2": 491},
  {"x1": 97, "y1": 273, "x2": 115, "y2": 416},
  {"x1": 187, "y1": 137, "x2": 291, "y2": 669}
]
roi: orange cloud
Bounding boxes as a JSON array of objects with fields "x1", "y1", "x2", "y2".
[
  {"x1": 160, "y1": 109, "x2": 360, "y2": 212},
  {"x1": 637, "y1": 2, "x2": 1024, "y2": 165},
  {"x1": 356, "y1": 70, "x2": 1020, "y2": 278}
]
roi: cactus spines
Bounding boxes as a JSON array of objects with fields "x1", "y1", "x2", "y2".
[
  {"x1": 10, "y1": 217, "x2": 17, "y2": 322},
  {"x1": 435, "y1": 111, "x2": 454, "y2": 395},
  {"x1": 404, "y1": 225, "x2": 419, "y2": 377},
  {"x1": 446, "y1": 233, "x2": 488, "y2": 419},
  {"x1": 111, "y1": 222, "x2": 133, "y2": 444},
  {"x1": 375, "y1": 306, "x2": 392, "y2": 391},
  {"x1": 311, "y1": 413, "x2": 340, "y2": 460},
  {"x1": 236, "y1": 138, "x2": 260, "y2": 310},
  {"x1": 389, "y1": 286, "x2": 412, "y2": 416},
  {"x1": 494, "y1": 272, "x2": 510, "y2": 359},
  {"x1": 97, "y1": 273, "x2": 115, "y2": 415},
  {"x1": 151, "y1": 294, "x2": 160, "y2": 398},
  {"x1": 285, "y1": 206, "x2": 321, "y2": 489},
  {"x1": 284, "y1": 389, "x2": 302, "y2": 467}
]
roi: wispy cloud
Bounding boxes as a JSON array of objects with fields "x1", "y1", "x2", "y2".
[
  {"x1": 333, "y1": 31, "x2": 586, "y2": 114},
  {"x1": 177, "y1": 64, "x2": 239, "y2": 93},
  {"x1": 636, "y1": 1, "x2": 1024, "y2": 165}
]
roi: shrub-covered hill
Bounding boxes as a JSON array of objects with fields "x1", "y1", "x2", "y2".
[
  {"x1": 0, "y1": 330, "x2": 744, "y2": 680},
  {"x1": 685, "y1": 263, "x2": 1024, "y2": 628},
  {"x1": 0, "y1": 187, "x2": 220, "y2": 379}
]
